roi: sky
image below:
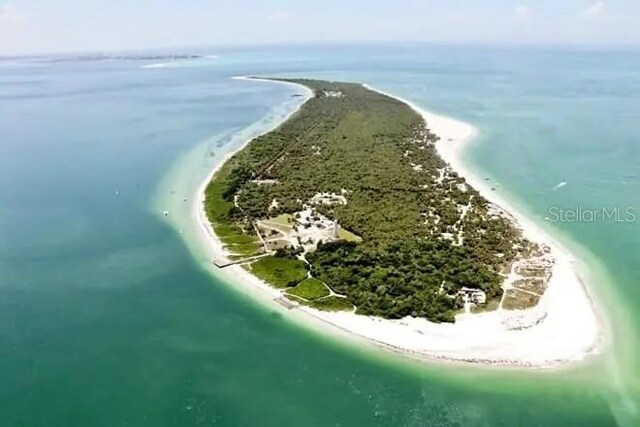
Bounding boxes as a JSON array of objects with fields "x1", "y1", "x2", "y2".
[{"x1": 1, "y1": 1, "x2": 640, "y2": 55}]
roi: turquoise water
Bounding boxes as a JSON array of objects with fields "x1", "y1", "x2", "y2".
[{"x1": 1, "y1": 45, "x2": 638, "y2": 425}]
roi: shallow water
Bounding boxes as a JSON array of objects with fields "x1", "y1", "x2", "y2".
[{"x1": 1, "y1": 45, "x2": 638, "y2": 426}]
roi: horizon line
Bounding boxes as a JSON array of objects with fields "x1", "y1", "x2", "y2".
[{"x1": 3, "y1": 39, "x2": 640, "y2": 59}]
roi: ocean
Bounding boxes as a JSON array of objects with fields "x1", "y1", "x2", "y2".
[{"x1": 1, "y1": 44, "x2": 638, "y2": 426}]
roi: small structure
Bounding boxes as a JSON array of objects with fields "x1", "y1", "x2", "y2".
[
  {"x1": 332, "y1": 220, "x2": 339, "y2": 239},
  {"x1": 458, "y1": 287, "x2": 487, "y2": 305},
  {"x1": 322, "y1": 90, "x2": 344, "y2": 98}
]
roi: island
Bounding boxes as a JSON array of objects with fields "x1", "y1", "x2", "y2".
[{"x1": 198, "y1": 77, "x2": 600, "y2": 366}]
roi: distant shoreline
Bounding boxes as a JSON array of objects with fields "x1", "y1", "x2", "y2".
[{"x1": 193, "y1": 76, "x2": 602, "y2": 368}]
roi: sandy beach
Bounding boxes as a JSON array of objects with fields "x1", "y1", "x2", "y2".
[{"x1": 193, "y1": 77, "x2": 603, "y2": 368}]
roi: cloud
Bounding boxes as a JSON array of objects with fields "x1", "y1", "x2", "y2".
[
  {"x1": 514, "y1": 5, "x2": 534, "y2": 18},
  {"x1": 581, "y1": 1, "x2": 606, "y2": 19},
  {"x1": 0, "y1": 4, "x2": 20, "y2": 23},
  {"x1": 267, "y1": 11, "x2": 295, "y2": 24}
]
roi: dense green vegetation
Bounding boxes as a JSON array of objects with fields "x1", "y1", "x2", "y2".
[
  {"x1": 307, "y1": 240, "x2": 501, "y2": 322},
  {"x1": 308, "y1": 296, "x2": 354, "y2": 312},
  {"x1": 205, "y1": 79, "x2": 530, "y2": 322},
  {"x1": 249, "y1": 255, "x2": 308, "y2": 288},
  {"x1": 204, "y1": 167, "x2": 262, "y2": 256},
  {"x1": 286, "y1": 277, "x2": 330, "y2": 300}
]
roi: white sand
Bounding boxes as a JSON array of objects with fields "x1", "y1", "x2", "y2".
[{"x1": 193, "y1": 77, "x2": 603, "y2": 368}]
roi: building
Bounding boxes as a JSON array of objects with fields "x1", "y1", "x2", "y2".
[{"x1": 458, "y1": 287, "x2": 487, "y2": 305}]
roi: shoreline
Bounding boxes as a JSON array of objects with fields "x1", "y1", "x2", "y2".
[{"x1": 193, "y1": 77, "x2": 603, "y2": 368}]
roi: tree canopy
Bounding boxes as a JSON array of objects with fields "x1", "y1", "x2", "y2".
[{"x1": 204, "y1": 79, "x2": 532, "y2": 322}]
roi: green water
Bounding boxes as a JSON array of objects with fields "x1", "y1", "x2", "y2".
[{"x1": 1, "y1": 45, "x2": 638, "y2": 425}]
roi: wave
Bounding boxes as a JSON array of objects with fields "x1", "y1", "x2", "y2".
[{"x1": 552, "y1": 181, "x2": 568, "y2": 190}]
